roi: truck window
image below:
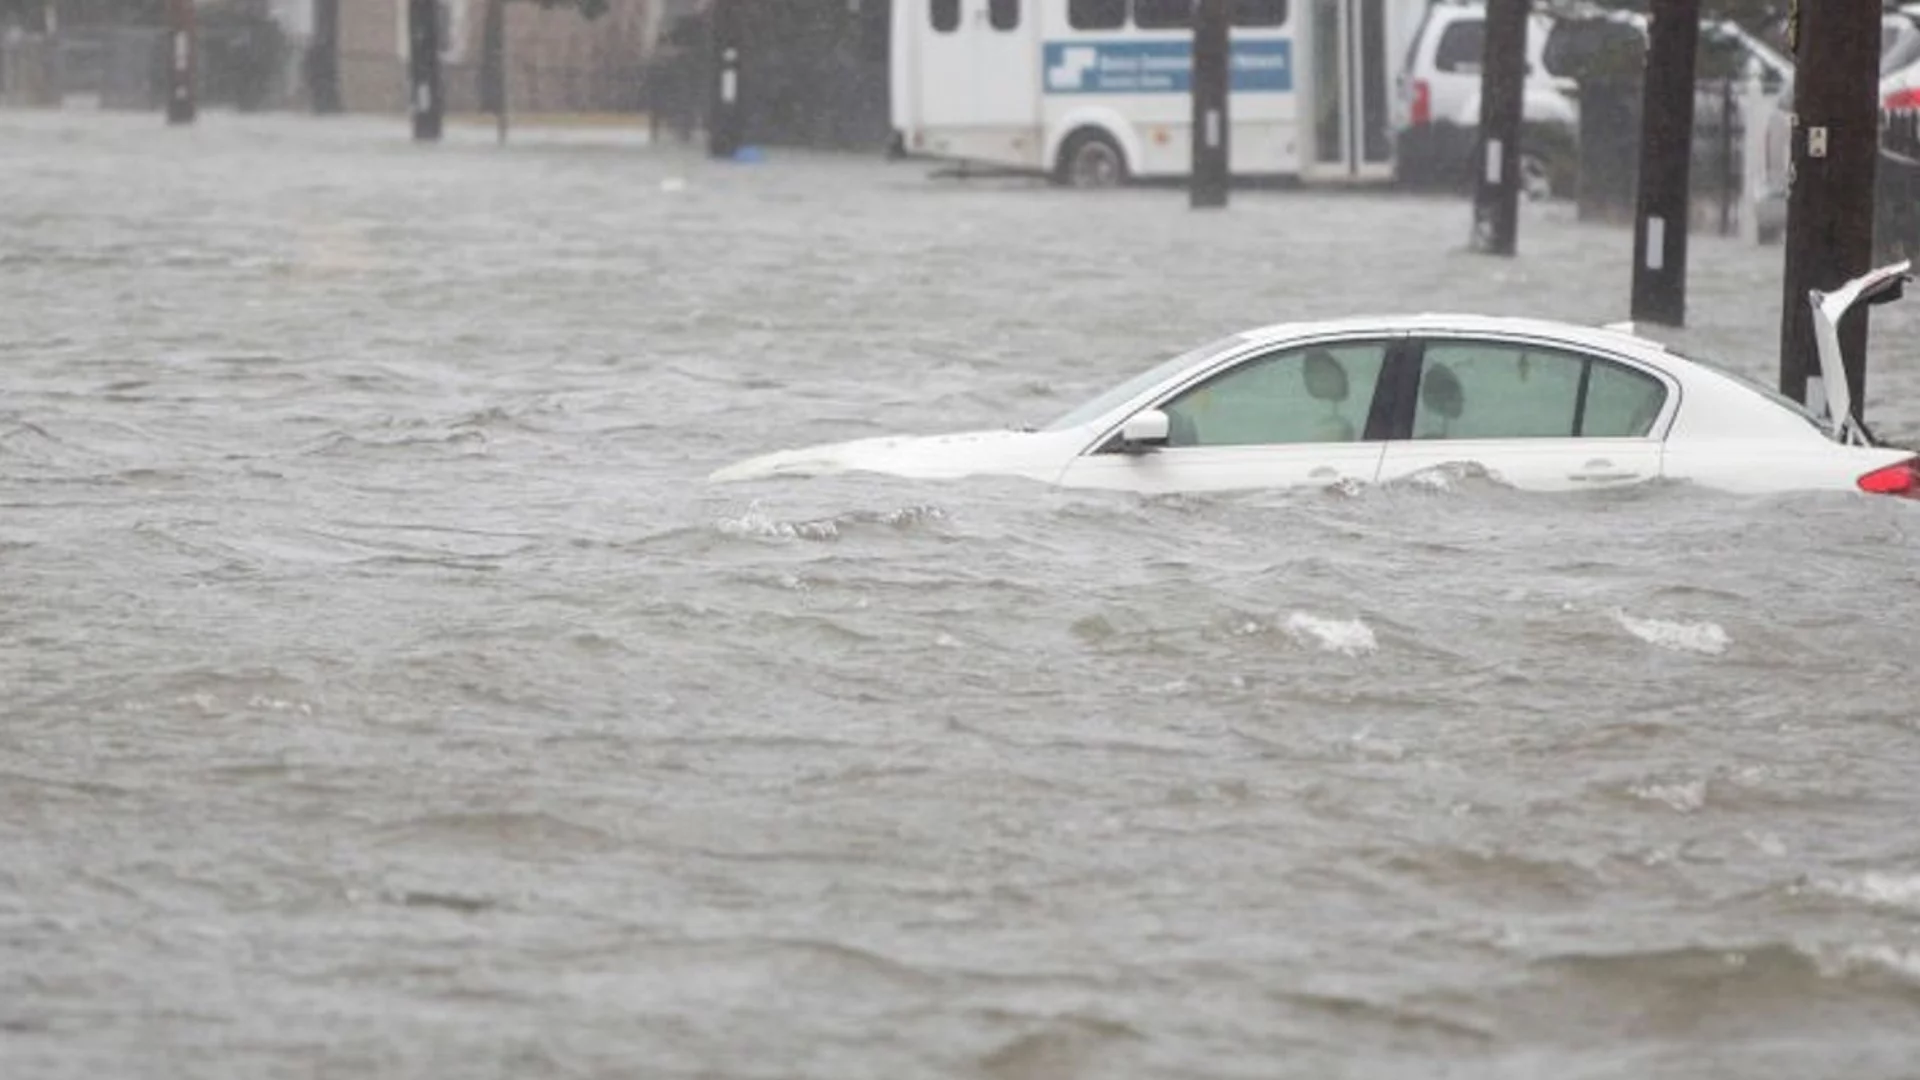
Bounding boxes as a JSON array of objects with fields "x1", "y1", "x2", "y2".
[{"x1": 1434, "y1": 19, "x2": 1484, "y2": 73}]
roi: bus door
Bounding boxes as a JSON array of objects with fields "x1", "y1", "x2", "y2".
[
  {"x1": 918, "y1": 0, "x2": 1038, "y2": 132},
  {"x1": 1303, "y1": 0, "x2": 1394, "y2": 180}
]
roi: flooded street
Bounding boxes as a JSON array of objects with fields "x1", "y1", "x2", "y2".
[{"x1": 4, "y1": 109, "x2": 1920, "y2": 1078}]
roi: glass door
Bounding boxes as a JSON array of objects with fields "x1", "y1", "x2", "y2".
[{"x1": 1306, "y1": 0, "x2": 1395, "y2": 180}]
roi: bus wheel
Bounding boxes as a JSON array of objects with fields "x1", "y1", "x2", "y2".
[{"x1": 1056, "y1": 130, "x2": 1128, "y2": 189}]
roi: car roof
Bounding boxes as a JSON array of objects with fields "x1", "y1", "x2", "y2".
[{"x1": 1231, "y1": 313, "x2": 1673, "y2": 357}]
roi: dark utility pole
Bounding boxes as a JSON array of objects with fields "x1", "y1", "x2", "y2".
[
  {"x1": 1190, "y1": 0, "x2": 1230, "y2": 208},
  {"x1": 707, "y1": 0, "x2": 744, "y2": 158},
  {"x1": 479, "y1": 0, "x2": 508, "y2": 142},
  {"x1": 310, "y1": 0, "x2": 342, "y2": 114},
  {"x1": 1778, "y1": 0, "x2": 1881, "y2": 415},
  {"x1": 408, "y1": 0, "x2": 444, "y2": 141},
  {"x1": 165, "y1": 0, "x2": 195, "y2": 124},
  {"x1": 1629, "y1": 0, "x2": 1701, "y2": 327},
  {"x1": 1470, "y1": 0, "x2": 1529, "y2": 254}
]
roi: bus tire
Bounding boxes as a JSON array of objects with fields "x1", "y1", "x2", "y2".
[{"x1": 1054, "y1": 129, "x2": 1129, "y2": 189}]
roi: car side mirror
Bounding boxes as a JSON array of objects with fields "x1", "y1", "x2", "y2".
[{"x1": 1117, "y1": 409, "x2": 1171, "y2": 453}]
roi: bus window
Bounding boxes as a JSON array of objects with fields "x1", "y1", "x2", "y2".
[
  {"x1": 1234, "y1": 0, "x2": 1286, "y2": 26},
  {"x1": 990, "y1": 0, "x2": 1018, "y2": 30},
  {"x1": 1068, "y1": 0, "x2": 1124, "y2": 29},
  {"x1": 931, "y1": 0, "x2": 959, "y2": 32},
  {"x1": 1133, "y1": 0, "x2": 1192, "y2": 29}
]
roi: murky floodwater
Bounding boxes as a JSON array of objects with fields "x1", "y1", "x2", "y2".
[{"x1": 4, "y1": 109, "x2": 1920, "y2": 1079}]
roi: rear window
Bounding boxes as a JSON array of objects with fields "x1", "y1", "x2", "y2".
[
  {"x1": 1433, "y1": 20, "x2": 1484, "y2": 73},
  {"x1": 1696, "y1": 28, "x2": 1749, "y2": 80},
  {"x1": 1677, "y1": 350, "x2": 1833, "y2": 435}
]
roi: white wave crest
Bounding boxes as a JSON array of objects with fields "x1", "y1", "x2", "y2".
[
  {"x1": 1826, "y1": 944, "x2": 1920, "y2": 986},
  {"x1": 716, "y1": 504, "x2": 840, "y2": 542},
  {"x1": 1285, "y1": 613, "x2": 1377, "y2": 657},
  {"x1": 1629, "y1": 778, "x2": 1708, "y2": 813},
  {"x1": 1817, "y1": 873, "x2": 1920, "y2": 912},
  {"x1": 1613, "y1": 610, "x2": 1730, "y2": 655},
  {"x1": 1386, "y1": 461, "x2": 1512, "y2": 493}
]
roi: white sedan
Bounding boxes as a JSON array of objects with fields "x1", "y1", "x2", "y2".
[{"x1": 711, "y1": 263, "x2": 1919, "y2": 499}]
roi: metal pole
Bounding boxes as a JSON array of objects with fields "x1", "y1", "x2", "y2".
[
  {"x1": 310, "y1": 0, "x2": 342, "y2": 113},
  {"x1": 1778, "y1": 0, "x2": 1881, "y2": 417},
  {"x1": 1720, "y1": 78, "x2": 1736, "y2": 238},
  {"x1": 707, "y1": 0, "x2": 744, "y2": 158},
  {"x1": 408, "y1": 0, "x2": 444, "y2": 141},
  {"x1": 1470, "y1": 0, "x2": 1529, "y2": 254},
  {"x1": 1190, "y1": 0, "x2": 1230, "y2": 209},
  {"x1": 1629, "y1": 0, "x2": 1700, "y2": 327},
  {"x1": 480, "y1": 0, "x2": 508, "y2": 143},
  {"x1": 165, "y1": 0, "x2": 196, "y2": 125}
]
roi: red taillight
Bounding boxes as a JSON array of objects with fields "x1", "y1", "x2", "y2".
[
  {"x1": 1858, "y1": 460, "x2": 1920, "y2": 496},
  {"x1": 1411, "y1": 78, "x2": 1432, "y2": 127},
  {"x1": 1885, "y1": 88, "x2": 1920, "y2": 112}
]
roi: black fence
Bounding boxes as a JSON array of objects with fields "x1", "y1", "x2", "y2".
[
  {"x1": 1574, "y1": 77, "x2": 1751, "y2": 233},
  {"x1": 0, "y1": 9, "x2": 288, "y2": 112},
  {"x1": 1577, "y1": 77, "x2": 1920, "y2": 259},
  {"x1": 1880, "y1": 110, "x2": 1920, "y2": 262}
]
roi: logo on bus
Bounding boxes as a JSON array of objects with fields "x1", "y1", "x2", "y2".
[{"x1": 1042, "y1": 40, "x2": 1292, "y2": 95}]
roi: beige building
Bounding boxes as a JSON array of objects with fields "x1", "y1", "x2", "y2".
[{"x1": 335, "y1": 0, "x2": 662, "y2": 116}]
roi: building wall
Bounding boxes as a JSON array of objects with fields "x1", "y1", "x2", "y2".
[{"x1": 336, "y1": 0, "x2": 652, "y2": 115}]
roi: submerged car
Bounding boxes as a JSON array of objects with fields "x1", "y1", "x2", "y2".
[{"x1": 711, "y1": 263, "x2": 1919, "y2": 499}]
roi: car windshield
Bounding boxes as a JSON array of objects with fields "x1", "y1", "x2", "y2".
[{"x1": 1041, "y1": 334, "x2": 1248, "y2": 432}]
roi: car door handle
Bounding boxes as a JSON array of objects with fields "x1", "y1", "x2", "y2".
[
  {"x1": 1568, "y1": 459, "x2": 1642, "y2": 483},
  {"x1": 1309, "y1": 466, "x2": 1341, "y2": 480}
]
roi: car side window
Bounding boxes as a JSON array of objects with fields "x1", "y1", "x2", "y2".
[
  {"x1": 1581, "y1": 358, "x2": 1669, "y2": 436},
  {"x1": 1412, "y1": 341, "x2": 1666, "y2": 439},
  {"x1": 1160, "y1": 342, "x2": 1388, "y2": 447}
]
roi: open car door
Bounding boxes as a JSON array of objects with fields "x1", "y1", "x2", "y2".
[{"x1": 1809, "y1": 259, "x2": 1914, "y2": 445}]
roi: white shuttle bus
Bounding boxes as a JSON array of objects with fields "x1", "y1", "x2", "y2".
[{"x1": 889, "y1": 0, "x2": 1419, "y2": 187}]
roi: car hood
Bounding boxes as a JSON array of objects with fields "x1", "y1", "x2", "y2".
[{"x1": 708, "y1": 427, "x2": 1078, "y2": 483}]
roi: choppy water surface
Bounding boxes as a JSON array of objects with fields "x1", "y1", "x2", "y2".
[{"x1": 4, "y1": 111, "x2": 1920, "y2": 1079}]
